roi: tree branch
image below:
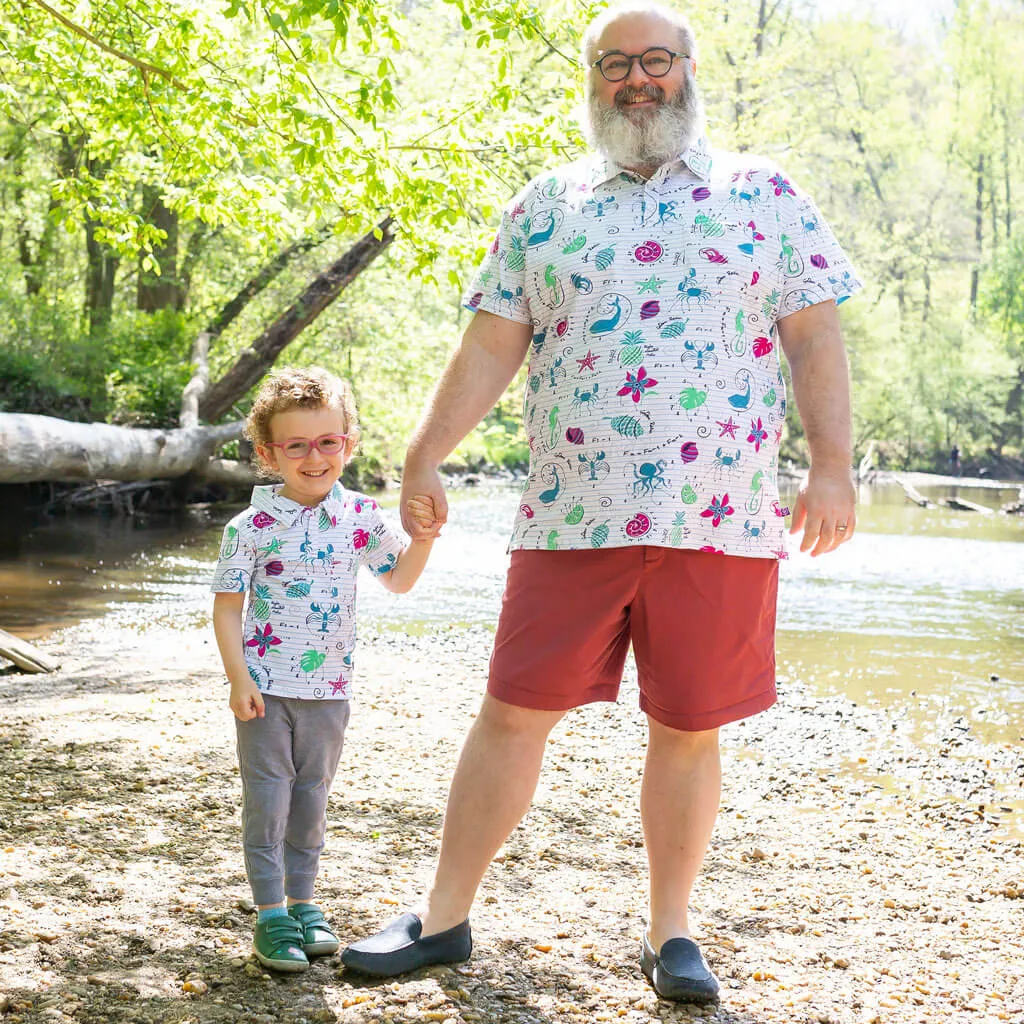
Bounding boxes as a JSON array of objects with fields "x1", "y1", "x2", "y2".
[{"x1": 29, "y1": 0, "x2": 190, "y2": 91}]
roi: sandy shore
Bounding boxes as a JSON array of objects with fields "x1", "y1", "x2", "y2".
[{"x1": 1, "y1": 618, "x2": 1022, "y2": 1024}]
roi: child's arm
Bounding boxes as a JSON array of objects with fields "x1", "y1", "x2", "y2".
[
  {"x1": 212, "y1": 592, "x2": 265, "y2": 721},
  {"x1": 379, "y1": 538, "x2": 433, "y2": 594}
]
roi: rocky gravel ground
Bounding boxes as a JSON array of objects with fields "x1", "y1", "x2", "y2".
[{"x1": 1, "y1": 618, "x2": 1022, "y2": 1024}]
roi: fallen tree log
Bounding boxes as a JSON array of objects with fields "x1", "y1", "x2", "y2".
[
  {"x1": 0, "y1": 627, "x2": 60, "y2": 673},
  {"x1": 199, "y1": 216, "x2": 394, "y2": 422},
  {"x1": 938, "y1": 496, "x2": 993, "y2": 514},
  {"x1": 894, "y1": 474, "x2": 933, "y2": 508},
  {"x1": 0, "y1": 413, "x2": 244, "y2": 484}
]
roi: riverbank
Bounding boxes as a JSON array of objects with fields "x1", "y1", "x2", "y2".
[{"x1": 2, "y1": 617, "x2": 1022, "y2": 1024}]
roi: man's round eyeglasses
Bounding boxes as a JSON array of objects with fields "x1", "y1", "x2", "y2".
[
  {"x1": 265, "y1": 433, "x2": 349, "y2": 459},
  {"x1": 591, "y1": 47, "x2": 688, "y2": 83}
]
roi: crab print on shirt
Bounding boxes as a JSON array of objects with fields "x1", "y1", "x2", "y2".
[
  {"x1": 463, "y1": 136, "x2": 862, "y2": 559},
  {"x1": 210, "y1": 483, "x2": 405, "y2": 699}
]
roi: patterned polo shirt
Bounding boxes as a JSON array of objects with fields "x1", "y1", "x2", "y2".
[
  {"x1": 210, "y1": 483, "x2": 405, "y2": 700},
  {"x1": 463, "y1": 135, "x2": 862, "y2": 559}
]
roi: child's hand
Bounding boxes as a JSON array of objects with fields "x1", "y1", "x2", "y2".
[
  {"x1": 406, "y1": 495, "x2": 441, "y2": 533},
  {"x1": 229, "y1": 679, "x2": 266, "y2": 721}
]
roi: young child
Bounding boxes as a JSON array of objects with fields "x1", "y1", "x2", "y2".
[{"x1": 211, "y1": 366, "x2": 433, "y2": 973}]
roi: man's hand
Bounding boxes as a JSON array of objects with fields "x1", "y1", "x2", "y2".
[
  {"x1": 406, "y1": 494, "x2": 442, "y2": 533},
  {"x1": 400, "y1": 464, "x2": 447, "y2": 540},
  {"x1": 789, "y1": 465, "x2": 856, "y2": 556},
  {"x1": 229, "y1": 678, "x2": 266, "y2": 721}
]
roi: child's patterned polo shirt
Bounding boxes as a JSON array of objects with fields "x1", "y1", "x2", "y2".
[
  {"x1": 463, "y1": 135, "x2": 862, "y2": 559},
  {"x1": 211, "y1": 483, "x2": 405, "y2": 700}
]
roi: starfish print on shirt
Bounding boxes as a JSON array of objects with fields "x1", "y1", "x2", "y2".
[
  {"x1": 577, "y1": 350, "x2": 600, "y2": 372},
  {"x1": 717, "y1": 416, "x2": 739, "y2": 439},
  {"x1": 638, "y1": 274, "x2": 666, "y2": 295}
]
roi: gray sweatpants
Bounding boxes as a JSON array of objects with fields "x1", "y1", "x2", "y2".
[{"x1": 235, "y1": 695, "x2": 351, "y2": 906}]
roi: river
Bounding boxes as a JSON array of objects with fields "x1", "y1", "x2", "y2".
[{"x1": 1, "y1": 479, "x2": 1022, "y2": 748}]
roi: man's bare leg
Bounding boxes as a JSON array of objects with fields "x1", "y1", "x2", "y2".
[
  {"x1": 641, "y1": 721, "x2": 721, "y2": 949},
  {"x1": 419, "y1": 694, "x2": 565, "y2": 936}
]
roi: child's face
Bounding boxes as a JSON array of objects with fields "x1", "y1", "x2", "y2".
[{"x1": 257, "y1": 405, "x2": 353, "y2": 506}]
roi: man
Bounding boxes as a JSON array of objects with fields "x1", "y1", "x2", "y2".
[{"x1": 342, "y1": 1, "x2": 860, "y2": 1002}]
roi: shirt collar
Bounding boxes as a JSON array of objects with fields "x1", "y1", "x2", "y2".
[
  {"x1": 250, "y1": 482, "x2": 346, "y2": 527},
  {"x1": 586, "y1": 134, "x2": 713, "y2": 188}
]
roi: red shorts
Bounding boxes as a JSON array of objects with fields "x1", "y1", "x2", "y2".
[{"x1": 488, "y1": 548, "x2": 778, "y2": 731}]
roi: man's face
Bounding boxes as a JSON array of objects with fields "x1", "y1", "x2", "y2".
[
  {"x1": 584, "y1": 12, "x2": 702, "y2": 172},
  {"x1": 591, "y1": 14, "x2": 691, "y2": 122}
]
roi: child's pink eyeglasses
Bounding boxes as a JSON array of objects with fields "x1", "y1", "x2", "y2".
[{"x1": 264, "y1": 433, "x2": 349, "y2": 459}]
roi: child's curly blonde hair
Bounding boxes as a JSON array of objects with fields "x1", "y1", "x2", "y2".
[{"x1": 245, "y1": 367, "x2": 360, "y2": 465}]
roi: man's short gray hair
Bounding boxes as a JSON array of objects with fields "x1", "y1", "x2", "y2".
[{"x1": 580, "y1": 2, "x2": 698, "y2": 70}]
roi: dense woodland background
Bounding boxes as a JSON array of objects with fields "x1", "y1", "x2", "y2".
[{"x1": 2, "y1": 0, "x2": 1024, "y2": 483}]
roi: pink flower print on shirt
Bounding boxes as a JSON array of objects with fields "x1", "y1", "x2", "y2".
[
  {"x1": 252, "y1": 512, "x2": 276, "y2": 528},
  {"x1": 700, "y1": 494, "x2": 734, "y2": 528},
  {"x1": 769, "y1": 173, "x2": 795, "y2": 197},
  {"x1": 747, "y1": 417, "x2": 768, "y2": 453},
  {"x1": 618, "y1": 366, "x2": 657, "y2": 403},
  {"x1": 246, "y1": 623, "x2": 283, "y2": 657}
]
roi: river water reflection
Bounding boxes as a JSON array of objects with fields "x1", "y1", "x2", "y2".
[{"x1": 2, "y1": 480, "x2": 1022, "y2": 745}]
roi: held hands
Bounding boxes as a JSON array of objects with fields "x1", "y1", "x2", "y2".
[
  {"x1": 788, "y1": 465, "x2": 857, "y2": 557},
  {"x1": 405, "y1": 495, "x2": 442, "y2": 534},
  {"x1": 229, "y1": 678, "x2": 266, "y2": 721}
]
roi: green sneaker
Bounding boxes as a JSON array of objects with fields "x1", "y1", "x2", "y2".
[
  {"x1": 253, "y1": 915, "x2": 309, "y2": 973},
  {"x1": 288, "y1": 903, "x2": 340, "y2": 956}
]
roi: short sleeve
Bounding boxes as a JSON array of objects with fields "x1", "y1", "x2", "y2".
[
  {"x1": 773, "y1": 172, "x2": 863, "y2": 320},
  {"x1": 210, "y1": 516, "x2": 257, "y2": 593},
  {"x1": 461, "y1": 189, "x2": 533, "y2": 324},
  {"x1": 353, "y1": 500, "x2": 407, "y2": 577}
]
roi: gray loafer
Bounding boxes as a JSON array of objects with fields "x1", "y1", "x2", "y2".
[
  {"x1": 341, "y1": 912, "x2": 472, "y2": 977},
  {"x1": 641, "y1": 933, "x2": 720, "y2": 1002}
]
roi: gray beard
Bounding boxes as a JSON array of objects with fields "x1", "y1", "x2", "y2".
[{"x1": 584, "y1": 78, "x2": 704, "y2": 171}]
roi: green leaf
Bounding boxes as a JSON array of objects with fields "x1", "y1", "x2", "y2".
[
  {"x1": 679, "y1": 388, "x2": 707, "y2": 410},
  {"x1": 300, "y1": 649, "x2": 327, "y2": 673}
]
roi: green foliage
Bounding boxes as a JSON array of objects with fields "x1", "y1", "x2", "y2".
[
  {"x1": 102, "y1": 310, "x2": 193, "y2": 426},
  {"x1": 982, "y1": 234, "x2": 1024, "y2": 363},
  {"x1": 1, "y1": 0, "x2": 1024, "y2": 475}
]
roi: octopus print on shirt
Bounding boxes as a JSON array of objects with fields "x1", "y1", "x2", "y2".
[
  {"x1": 210, "y1": 483, "x2": 405, "y2": 699},
  {"x1": 463, "y1": 135, "x2": 862, "y2": 559}
]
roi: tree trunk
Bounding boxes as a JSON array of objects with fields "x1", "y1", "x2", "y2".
[
  {"x1": 137, "y1": 186, "x2": 181, "y2": 312},
  {"x1": 198, "y1": 217, "x2": 395, "y2": 422},
  {"x1": 969, "y1": 153, "x2": 984, "y2": 312},
  {"x1": 200, "y1": 223, "x2": 335, "y2": 347},
  {"x1": 12, "y1": 128, "x2": 77, "y2": 298},
  {"x1": 84, "y1": 157, "x2": 119, "y2": 337},
  {"x1": 0, "y1": 412, "x2": 244, "y2": 483}
]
